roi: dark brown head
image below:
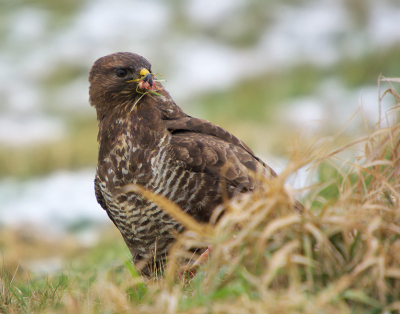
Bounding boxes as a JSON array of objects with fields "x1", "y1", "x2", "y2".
[{"x1": 89, "y1": 52, "x2": 154, "y2": 119}]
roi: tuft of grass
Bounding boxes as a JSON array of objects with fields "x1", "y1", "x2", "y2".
[
  {"x1": 165, "y1": 95, "x2": 400, "y2": 313},
  {"x1": 1, "y1": 78, "x2": 400, "y2": 313}
]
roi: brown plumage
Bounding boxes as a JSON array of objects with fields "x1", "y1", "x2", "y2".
[{"x1": 89, "y1": 52, "x2": 280, "y2": 273}]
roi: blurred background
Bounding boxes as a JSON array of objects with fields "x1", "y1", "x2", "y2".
[{"x1": 1, "y1": 0, "x2": 400, "y2": 273}]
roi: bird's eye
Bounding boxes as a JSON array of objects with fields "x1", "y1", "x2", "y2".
[{"x1": 116, "y1": 69, "x2": 127, "y2": 78}]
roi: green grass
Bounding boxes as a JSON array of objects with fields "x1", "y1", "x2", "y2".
[
  {"x1": 2, "y1": 98, "x2": 400, "y2": 313},
  {"x1": 2, "y1": 45, "x2": 400, "y2": 179},
  {"x1": 195, "y1": 45, "x2": 400, "y2": 125},
  {"x1": 0, "y1": 117, "x2": 98, "y2": 178},
  {"x1": 195, "y1": 63, "x2": 322, "y2": 125}
]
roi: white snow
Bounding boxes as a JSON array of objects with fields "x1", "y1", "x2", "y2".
[
  {"x1": 0, "y1": 169, "x2": 106, "y2": 229},
  {"x1": 0, "y1": 114, "x2": 65, "y2": 146},
  {"x1": 1, "y1": 0, "x2": 400, "y2": 228}
]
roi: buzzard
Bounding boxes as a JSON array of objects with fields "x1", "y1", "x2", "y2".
[{"x1": 89, "y1": 52, "x2": 285, "y2": 273}]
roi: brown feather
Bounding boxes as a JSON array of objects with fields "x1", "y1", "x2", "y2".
[{"x1": 89, "y1": 52, "x2": 297, "y2": 274}]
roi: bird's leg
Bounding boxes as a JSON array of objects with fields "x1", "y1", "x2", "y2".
[
  {"x1": 192, "y1": 245, "x2": 212, "y2": 267},
  {"x1": 179, "y1": 245, "x2": 212, "y2": 279}
]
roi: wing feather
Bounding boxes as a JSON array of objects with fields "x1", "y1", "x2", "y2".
[
  {"x1": 164, "y1": 116, "x2": 276, "y2": 194},
  {"x1": 163, "y1": 117, "x2": 277, "y2": 180}
]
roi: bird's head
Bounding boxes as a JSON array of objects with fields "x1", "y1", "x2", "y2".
[{"x1": 89, "y1": 52, "x2": 158, "y2": 118}]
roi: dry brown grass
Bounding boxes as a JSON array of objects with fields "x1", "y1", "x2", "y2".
[
  {"x1": 160, "y1": 110, "x2": 400, "y2": 313},
  {"x1": 1, "y1": 79, "x2": 400, "y2": 313}
]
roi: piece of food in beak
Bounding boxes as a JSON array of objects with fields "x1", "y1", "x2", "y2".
[{"x1": 138, "y1": 69, "x2": 157, "y2": 91}]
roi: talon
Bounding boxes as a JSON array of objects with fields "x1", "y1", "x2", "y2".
[{"x1": 178, "y1": 266, "x2": 197, "y2": 280}]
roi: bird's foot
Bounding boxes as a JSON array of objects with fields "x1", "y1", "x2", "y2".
[{"x1": 179, "y1": 245, "x2": 212, "y2": 280}]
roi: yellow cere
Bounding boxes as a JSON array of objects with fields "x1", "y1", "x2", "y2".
[{"x1": 140, "y1": 69, "x2": 150, "y2": 77}]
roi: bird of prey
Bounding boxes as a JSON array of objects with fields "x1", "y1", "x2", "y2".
[{"x1": 89, "y1": 52, "x2": 285, "y2": 274}]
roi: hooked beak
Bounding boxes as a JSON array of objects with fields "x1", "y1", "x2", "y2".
[
  {"x1": 132, "y1": 68, "x2": 160, "y2": 92},
  {"x1": 139, "y1": 69, "x2": 153, "y2": 86}
]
